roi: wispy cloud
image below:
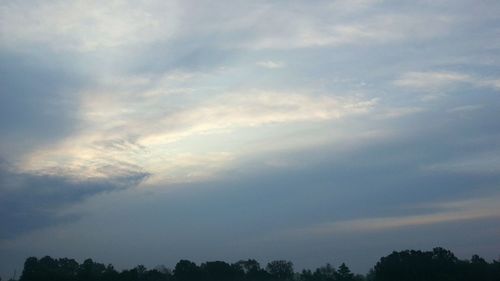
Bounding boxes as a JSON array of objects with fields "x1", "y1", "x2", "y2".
[
  {"x1": 256, "y1": 60, "x2": 285, "y2": 69},
  {"x1": 273, "y1": 194, "x2": 500, "y2": 239},
  {"x1": 394, "y1": 71, "x2": 471, "y2": 90},
  {"x1": 394, "y1": 71, "x2": 500, "y2": 96},
  {"x1": 0, "y1": 0, "x2": 179, "y2": 52},
  {"x1": 1, "y1": 0, "x2": 455, "y2": 53},
  {"x1": 422, "y1": 152, "x2": 500, "y2": 174},
  {"x1": 140, "y1": 91, "x2": 375, "y2": 144},
  {"x1": 375, "y1": 107, "x2": 426, "y2": 119},
  {"x1": 240, "y1": 13, "x2": 452, "y2": 50},
  {"x1": 447, "y1": 104, "x2": 484, "y2": 113},
  {"x1": 19, "y1": 83, "x2": 376, "y2": 184}
]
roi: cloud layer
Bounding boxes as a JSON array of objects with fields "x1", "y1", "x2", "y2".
[{"x1": 1, "y1": 0, "x2": 500, "y2": 277}]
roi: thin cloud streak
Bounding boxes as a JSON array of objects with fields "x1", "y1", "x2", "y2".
[
  {"x1": 274, "y1": 194, "x2": 500, "y2": 239},
  {"x1": 395, "y1": 71, "x2": 500, "y2": 92},
  {"x1": 256, "y1": 61, "x2": 285, "y2": 69}
]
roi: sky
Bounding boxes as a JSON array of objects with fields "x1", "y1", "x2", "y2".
[{"x1": 1, "y1": 0, "x2": 500, "y2": 277}]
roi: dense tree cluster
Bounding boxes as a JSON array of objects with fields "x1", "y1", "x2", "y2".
[
  {"x1": 4, "y1": 248, "x2": 499, "y2": 281},
  {"x1": 370, "y1": 247, "x2": 500, "y2": 281}
]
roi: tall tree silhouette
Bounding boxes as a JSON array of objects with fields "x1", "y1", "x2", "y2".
[{"x1": 336, "y1": 263, "x2": 354, "y2": 281}]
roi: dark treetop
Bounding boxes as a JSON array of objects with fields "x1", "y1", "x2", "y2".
[{"x1": 7, "y1": 248, "x2": 500, "y2": 281}]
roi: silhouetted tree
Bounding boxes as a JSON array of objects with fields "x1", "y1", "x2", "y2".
[
  {"x1": 15, "y1": 249, "x2": 500, "y2": 281},
  {"x1": 313, "y1": 263, "x2": 336, "y2": 281},
  {"x1": 77, "y1": 258, "x2": 106, "y2": 281},
  {"x1": 336, "y1": 263, "x2": 354, "y2": 281},
  {"x1": 235, "y1": 259, "x2": 270, "y2": 281},
  {"x1": 102, "y1": 264, "x2": 120, "y2": 281},
  {"x1": 235, "y1": 260, "x2": 261, "y2": 274},
  {"x1": 174, "y1": 260, "x2": 201, "y2": 281},
  {"x1": 266, "y1": 260, "x2": 294, "y2": 281},
  {"x1": 119, "y1": 267, "x2": 139, "y2": 281},
  {"x1": 372, "y1": 247, "x2": 500, "y2": 281},
  {"x1": 19, "y1": 257, "x2": 38, "y2": 281},
  {"x1": 144, "y1": 268, "x2": 171, "y2": 281},
  {"x1": 201, "y1": 261, "x2": 240, "y2": 281},
  {"x1": 58, "y1": 258, "x2": 79, "y2": 281},
  {"x1": 364, "y1": 269, "x2": 375, "y2": 281},
  {"x1": 299, "y1": 269, "x2": 314, "y2": 281}
]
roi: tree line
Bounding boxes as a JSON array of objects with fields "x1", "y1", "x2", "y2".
[{"x1": 4, "y1": 247, "x2": 499, "y2": 281}]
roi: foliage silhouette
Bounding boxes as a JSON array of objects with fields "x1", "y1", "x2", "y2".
[
  {"x1": 266, "y1": 260, "x2": 294, "y2": 281},
  {"x1": 14, "y1": 247, "x2": 500, "y2": 281},
  {"x1": 336, "y1": 263, "x2": 354, "y2": 281},
  {"x1": 373, "y1": 247, "x2": 500, "y2": 281}
]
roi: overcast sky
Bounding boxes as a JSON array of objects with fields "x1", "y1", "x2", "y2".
[{"x1": 1, "y1": 0, "x2": 500, "y2": 277}]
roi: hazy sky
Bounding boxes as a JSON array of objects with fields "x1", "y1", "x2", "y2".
[{"x1": 1, "y1": 0, "x2": 500, "y2": 277}]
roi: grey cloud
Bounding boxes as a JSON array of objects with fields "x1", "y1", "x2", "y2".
[
  {"x1": 0, "y1": 51, "x2": 85, "y2": 157},
  {"x1": 128, "y1": 42, "x2": 238, "y2": 75},
  {"x1": 0, "y1": 0, "x2": 499, "y2": 277},
  {"x1": 108, "y1": 93, "x2": 500, "y2": 245},
  {"x1": 0, "y1": 83, "x2": 497, "y2": 275},
  {"x1": 0, "y1": 160, "x2": 149, "y2": 239}
]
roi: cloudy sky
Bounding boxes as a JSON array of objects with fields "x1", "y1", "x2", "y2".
[{"x1": 1, "y1": 0, "x2": 500, "y2": 277}]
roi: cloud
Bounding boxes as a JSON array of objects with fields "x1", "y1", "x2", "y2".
[
  {"x1": 236, "y1": 11, "x2": 452, "y2": 50},
  {"x1": 0, "y1": 160, "x2": 148, "y2": 239},
  {"x1": 375, "y1": 107, "x2": 426, "y2": 119},
  {"x1": 422, "y1": 152, "x2": 500, "y2": 174},
  {"x1": 0, "y1": 0, "x2": 179, "y2": 52},
  {"x1": 19, "y1": 86, "x2": 376, "y2": 184},
  {"x1": 394, "y1": 71, "x2": 471, "y2": 90},
  {"x1": 256, "y1": 60, "x2": 284, "y2": 69},
  {"x1": 447, "y1": 104, "x2": 484, "y2": 113},
  {"x1": 275, "y1": 193, "x2": 500, "y2": 239},
  {"x1": 394, "y1": 71, "x2": 500, "y2": 95},
  {"x1": 1, "y1": 0, "x2": 455, "y2": 54},
  {"x1": 478, "y1": 79, "x2": 500, "y2": 90},
  {"x1": 0, "y1": 51, "x2": 85, "y2": 163},
  {"x1": 140, "y1": 91, "x2": 375, "y2": 143},
  {"x1": 1, "y1": 0, "x2": 500, "y2": 277}
]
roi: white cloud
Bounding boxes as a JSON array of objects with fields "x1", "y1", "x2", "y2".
[
  {"x1": 238, "y1": 12, "x2": 452, "y2": 50},
  {"x1": 1, "y1": 0, "x2": 455, "y2": 53},
  {"x1": 0, "y1": 0, "x2": 179, "y2": 51},
  {"x1": 256, "y1": 60, "x2": 284, "y2": 69},
  {"x1": 140, "y1": 91, "x2": 375, "y2": 145},
  {"x1": 19, "y1": 74, "x2": 376, "y2": 184}
]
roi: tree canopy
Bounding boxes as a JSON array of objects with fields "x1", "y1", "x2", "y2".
[{"x1": 6, "y1": 247, "x2": 499, "y2": 281}]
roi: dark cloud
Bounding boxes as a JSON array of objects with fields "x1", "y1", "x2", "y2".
[
  {"x1": 0, "y1": 160, "x2": 149, "y2": 239},
  {"x1": 0, "y1": 51, "x2": 84, "y2": 155},
  {"x1": 161, "y1": 92, "x2": 500, "y2": 236}
]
